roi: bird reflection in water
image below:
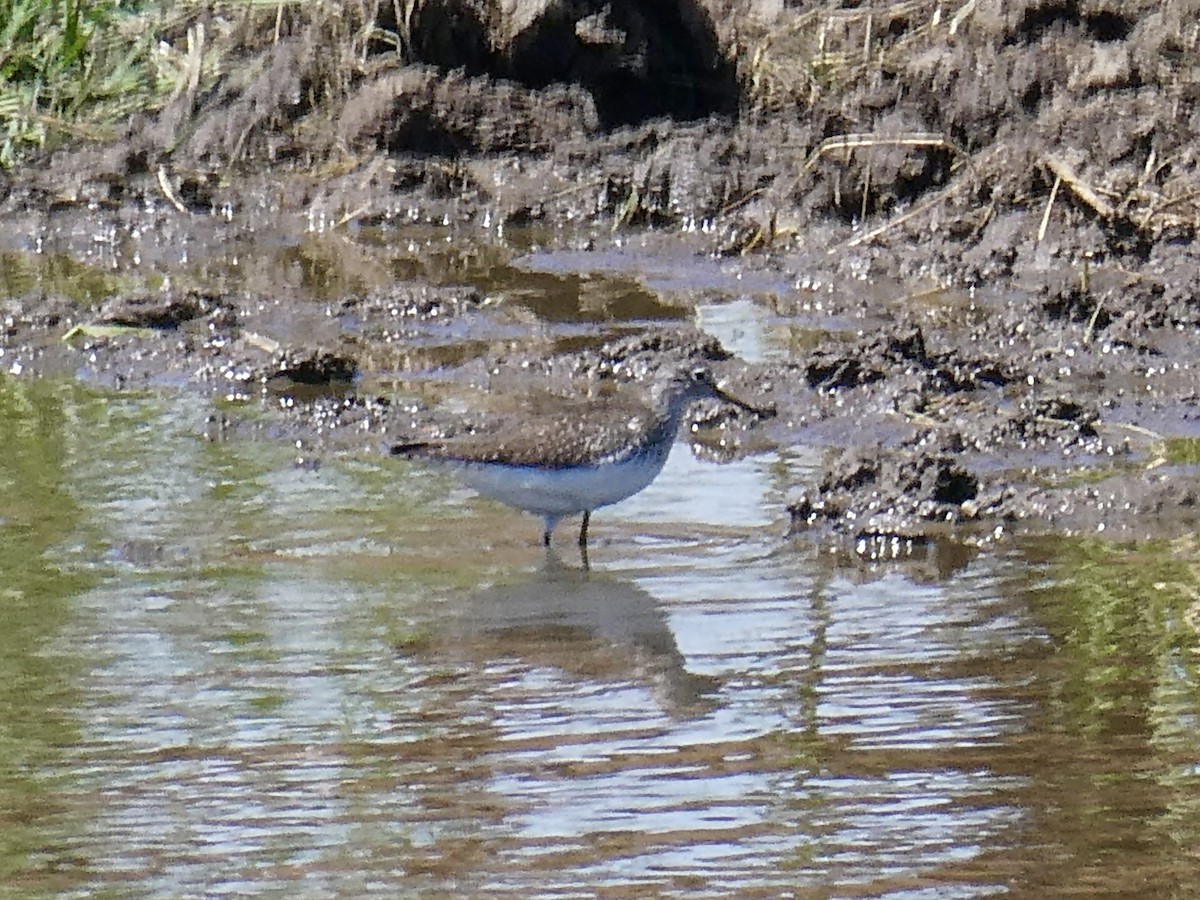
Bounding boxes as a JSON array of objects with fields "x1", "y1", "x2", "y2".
[{"x1": 436, "y1": 553, "x2": 720, "y2": 718}]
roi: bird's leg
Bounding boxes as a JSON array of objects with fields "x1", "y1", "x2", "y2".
[
  {"x1": 543, "y1": 515, "x2": 558, "y2": 547},
  {"x1": 578, "y1": 511, "x2": 590, "y2": 547}
]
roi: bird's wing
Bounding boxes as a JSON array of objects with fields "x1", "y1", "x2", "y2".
[{"x1": 393, "y1": 398, "x2": 662, "y2": 468}]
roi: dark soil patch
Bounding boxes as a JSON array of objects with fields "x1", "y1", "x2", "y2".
[
  {"x1": 787, "y1": 434, "x2": 1010, "y2": 540},
  {"x1": 97, "y1": 292, "x2": 230, "y2": 330}
]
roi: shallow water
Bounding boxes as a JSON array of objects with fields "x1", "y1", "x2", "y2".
[
  {"x1": 3, "y1": 374, "x2": 1200, "y2": 898},
  {"x1": 2, "y1": 222, "x2": 1200, "y2": 897}
]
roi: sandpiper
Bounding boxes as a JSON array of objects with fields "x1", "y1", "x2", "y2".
[{"x1": 392, "y1": 365, "x2": 771, "y2": 548}]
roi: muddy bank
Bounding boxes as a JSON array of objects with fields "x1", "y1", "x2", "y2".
[
  {"x1": 3, "y1": 266, "x2": 1197, "y2": 545},
  {"x1": 10, "y1": 0, "x2": 1197, "y2": 266},
  {"x1": 3, "y1": 0, "x2": 1200, "y2": 547}
]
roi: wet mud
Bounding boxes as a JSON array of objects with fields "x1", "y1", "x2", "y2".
[{"x1": 3, "y1": 0, "x2": 1200, "y2": 547}]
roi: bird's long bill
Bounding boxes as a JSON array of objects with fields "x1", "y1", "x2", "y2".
[{"x1": 712, "y1": 382, "x2": 775, "y2": 418}]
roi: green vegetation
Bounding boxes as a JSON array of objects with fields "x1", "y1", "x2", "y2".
[
  {"x1": 1165, "y1": 437, "x2": 1200, "y2": 466},
  {"x1": 0, "y1": 248, "x2": 160, "y2": 301},
  {"x1": 0, "y1": 376, "x2": 95, "y2": 888},
  {"x1": 1029, "y1": 536, "x2": 1200, "y2": 733},
  {"x1": 0, "y1": 0, "x2": 163, "y2": 165},
  {"x1": 0, "y1": 0, "x2": 388, "y2": 168}
]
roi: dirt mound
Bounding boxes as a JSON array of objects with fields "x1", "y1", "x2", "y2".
[
  {"x1": 12, "y1": 0, "x2": 1198, "y2": 285},
  {"x1": 788, "y1": 433, "x2": 1008, "y2": 540}
]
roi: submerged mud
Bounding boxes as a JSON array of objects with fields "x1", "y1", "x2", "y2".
[{"x1": 3, "y1": 0, "x2": 1200, "y2": 547}]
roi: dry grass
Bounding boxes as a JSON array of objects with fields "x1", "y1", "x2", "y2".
[{"x1": 737, "y1": 0, "x2": 1200, "y2": 240}]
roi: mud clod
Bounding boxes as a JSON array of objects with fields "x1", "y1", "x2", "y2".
[
  {"x1": 98, "y1": 292, "x2": 227, "y2": 330},
  {"x1": 789, "y1": 435, "x2": 1003, "y2": 540},
  {"x1": 806, "y1": 324, "x2": 1016, "y2": 394},
  {"x1": 572, "y1": 331, "x2": 733, "y2": 383},
  {"x1": 264, "y1": 351, "x2": 358, "y2": 394}
]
